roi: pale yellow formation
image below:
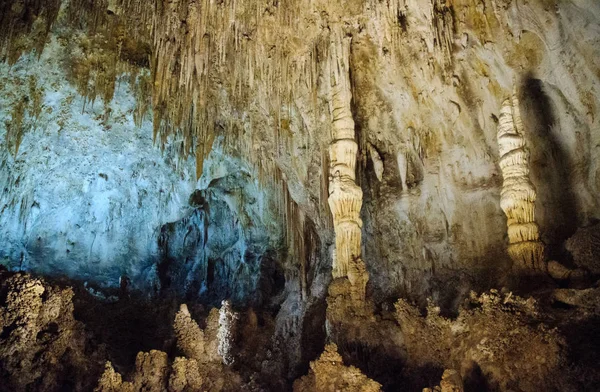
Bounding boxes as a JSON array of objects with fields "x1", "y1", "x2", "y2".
[
  {"x1": 497, "y1": 89, "x2": 545, "y2": 270},
  {"x1": 327, "y1": 29, "x2": 365, "y2": 283},
  {"x1": 292, "y1": 344, "x2": 382, "y2": 392},
  {"x1": 173, "y1": 304, "x2": 205, "y2": 361}
]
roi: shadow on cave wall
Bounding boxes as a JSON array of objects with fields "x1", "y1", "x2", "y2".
[
  {"x1": 156, "y1": 186, "x2": 285, "y2": 308},
  {"x1": 520, "y1": 75, "x2": 578, "y2": 261}
]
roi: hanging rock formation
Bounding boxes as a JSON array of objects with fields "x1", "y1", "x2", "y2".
[{"x1": 497, "y1": 89, "x2": 546, "y2": 271}]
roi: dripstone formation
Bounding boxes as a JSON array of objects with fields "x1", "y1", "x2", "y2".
[
  {"x1": 497, "y1": 88, "x2": 546, "y2": 271},
  {"x1": 1, "y1": 0, "x2": 600, "y2": 391}
]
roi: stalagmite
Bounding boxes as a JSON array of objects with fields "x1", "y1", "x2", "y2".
[
  {"x1": 327, "y1": 29, "x2": 366, "y2": 291},
  {"x1": 217, "y1": 300, "x2": 238, "y2": 366},
  {"x1": 497, "y1": 88, "x2": 546, "y2": 271}
]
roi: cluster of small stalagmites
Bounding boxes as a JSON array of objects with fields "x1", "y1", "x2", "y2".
[
  {"x1": 327, "y1": 30, "x2": 367, "y2": 294},
  {"x1": 96, "y1": 302, "x2": 241, "y2": 392},
  {"x1": 292, "y1": 343, "x2": 382, "y2": 392},
  {"x1": 497, "y1": 90, "x2": 546, "y2": 271},
  {"x1": 96, "y1": 351, "x2": 203, "y2": 392},
  {"x1": 395, "y1": 290, "x2": 565, "y2": 391}
]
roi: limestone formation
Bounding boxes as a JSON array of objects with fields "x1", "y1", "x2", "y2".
[
  {"x1": 96, "y1": 351, "x2": 169, "y2": 392},
  {"x1": 327, "y1": 28, "x2": 366, "y2": 289},
  {"x1": 292, "y1": 344, "x2": 382, "y2": 392},
  {"x1": 1, "y1": 1, "x2": 600, "y2": 391},
  {"x1": 0, "y1": 273, "x2": 98, "y2": 392},
  {"x1": 95, "y1": 301, "x2": 242, "y2": 392},
  {"x1": 497, "y1": 89, "x2": 546, "y2": 271},
  {"x1": 168, "y1": 357, "x2": 203, "y2": 392},
  {"x1": 423, "y1": 370, "x2": 464, "y2": 392},
  {"x1": 395, "y1": 290, "x2": 564, "y2": 391},
  {"x1": 173, "y1": 304, "x2": 205, "y2": 361},
  {"x1": 368, "y1": 143, "x2": 384, "y2": 182},
  {"x1": 95, "y1": 362, "x2": 129, "y2": 392},
  {"x1": 217, "y1": 299, "x2": 238, "y2": 366}
]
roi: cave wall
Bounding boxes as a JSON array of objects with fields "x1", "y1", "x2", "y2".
[
  {"x1": 0, "y1": 37, "x2": 196, "y2": 288},
  {"x1": 0, "y1": 0, "x2": 598, "y2": 306}
]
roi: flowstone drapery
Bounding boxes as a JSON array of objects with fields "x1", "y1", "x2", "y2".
[{"x1": 497, "y1": 88, "x2": 546, "y2": 271}]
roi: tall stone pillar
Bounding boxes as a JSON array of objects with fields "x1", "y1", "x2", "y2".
[
  {"x1": 497, "y1": 87, "x2": 546, "y2": 271},
  {"x1": 327, "y1": 28, "x2": 368, "y2": 299}
]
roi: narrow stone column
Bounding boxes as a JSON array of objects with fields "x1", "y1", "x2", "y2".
[
  {"x1": 327, "y1": 29, "x2": 368, "y2": 298},
  {"x1": 497, "y1": 87, "x2": 546, "y2": 271}
]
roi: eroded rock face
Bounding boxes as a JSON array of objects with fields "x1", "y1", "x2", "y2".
[{"x1": 423, "y1": 370, "x2": 464, "y2": 392}]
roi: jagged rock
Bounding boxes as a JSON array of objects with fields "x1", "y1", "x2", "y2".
[
  {"x1": 553, "y1": 286, "x2": 600, "y2": 313},
  {"x1": 565, "y1": 224, "x2": 600, "y2": 274},
  {"x1": 95, "y1": 301, "x2": 243, "y2": 392},
  {"x1": 423, "y1": 369, "x2": 464, "y2": 392},
  {"x1": 131, "y1": 350, "x2": 170, "y2": 392},
  {"x1": 95, "y1": 362, "x2": 133, "y2": 392},
  {"x1": 173, "y1": 304, "x2": 205, "y2": 361},
  {"x1": 0, "y1": 273, "x2": 100, "y2": 392},
  {"x1": 292, "y1": 344, "x2": 382, "y2": 392},
  {"x1": 1, "y1": 1, "x2": 600, "y2": 391},
  {"x1": 396, "y1": 290, "x2": 564, "y2": 391},
  {"x1": 168, "y1": 357, "x2": 203, "y2": 392}
]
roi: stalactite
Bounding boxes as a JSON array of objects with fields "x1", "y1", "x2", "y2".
[
  {"x1": 497, "y1": 88, "x2": 546, "y2": 271},
  {"x1": 368, "y1": 143, "x2": 384, "y2": 181},
  {"x1": 0, "y1": 0, "x2": 62, "y2": 64}
]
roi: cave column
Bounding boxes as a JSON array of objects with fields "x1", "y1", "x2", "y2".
[
  {"x1": 327, "y1": 28, "x2": 368, "y2": 299},
  {"x1": 497, "y1": 86, "x2": 546, "y2": 271}
]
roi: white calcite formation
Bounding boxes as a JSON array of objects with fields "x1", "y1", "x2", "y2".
[
  {"x1": 217, "y1": 300, "x2": 238, "y2": 366},
  {"x1": 327, "y1": 29, "x2": 368, "y2": 297},
  {"x1": 497, "y1": 90, "x2": 546, "y2": 271}
]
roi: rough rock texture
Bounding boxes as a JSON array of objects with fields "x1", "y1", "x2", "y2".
[
  {"x1": 217, "y1": 300, "x2": 238, "y2": 365},
  {"x1": 395, "y1": 290, "x2": 564, "y2": 391},
  {"x1": 0, "y1": 0, "x2": 599, "y2": 308},
  {"x1": 497, "y1": 89, "x2": 545, "y2": 271},
  {"x1": 293, "y1": 343, "x2": 382, "y2": 392},
  {"x1": 1, "y1": 0, "x2": 600, "y2": 391},
  {"x1": 96, "y1": 301, "x2": 243, "y2": 392},
  {"x1": 565, "y1": 223, "x2": 600, "y2": 275},
  {"x1": 173, "y1": 304, "x2": 205, "y2": 361},
  {"x1": 0, "y1": 37, "x2": 196, "y2": 288},
  {"x1": 0, "y1": 272, "x2": 102, "y2": 392},
  {"x1": 423, "y1": 370, "x2": 464, "y2": 392}
]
